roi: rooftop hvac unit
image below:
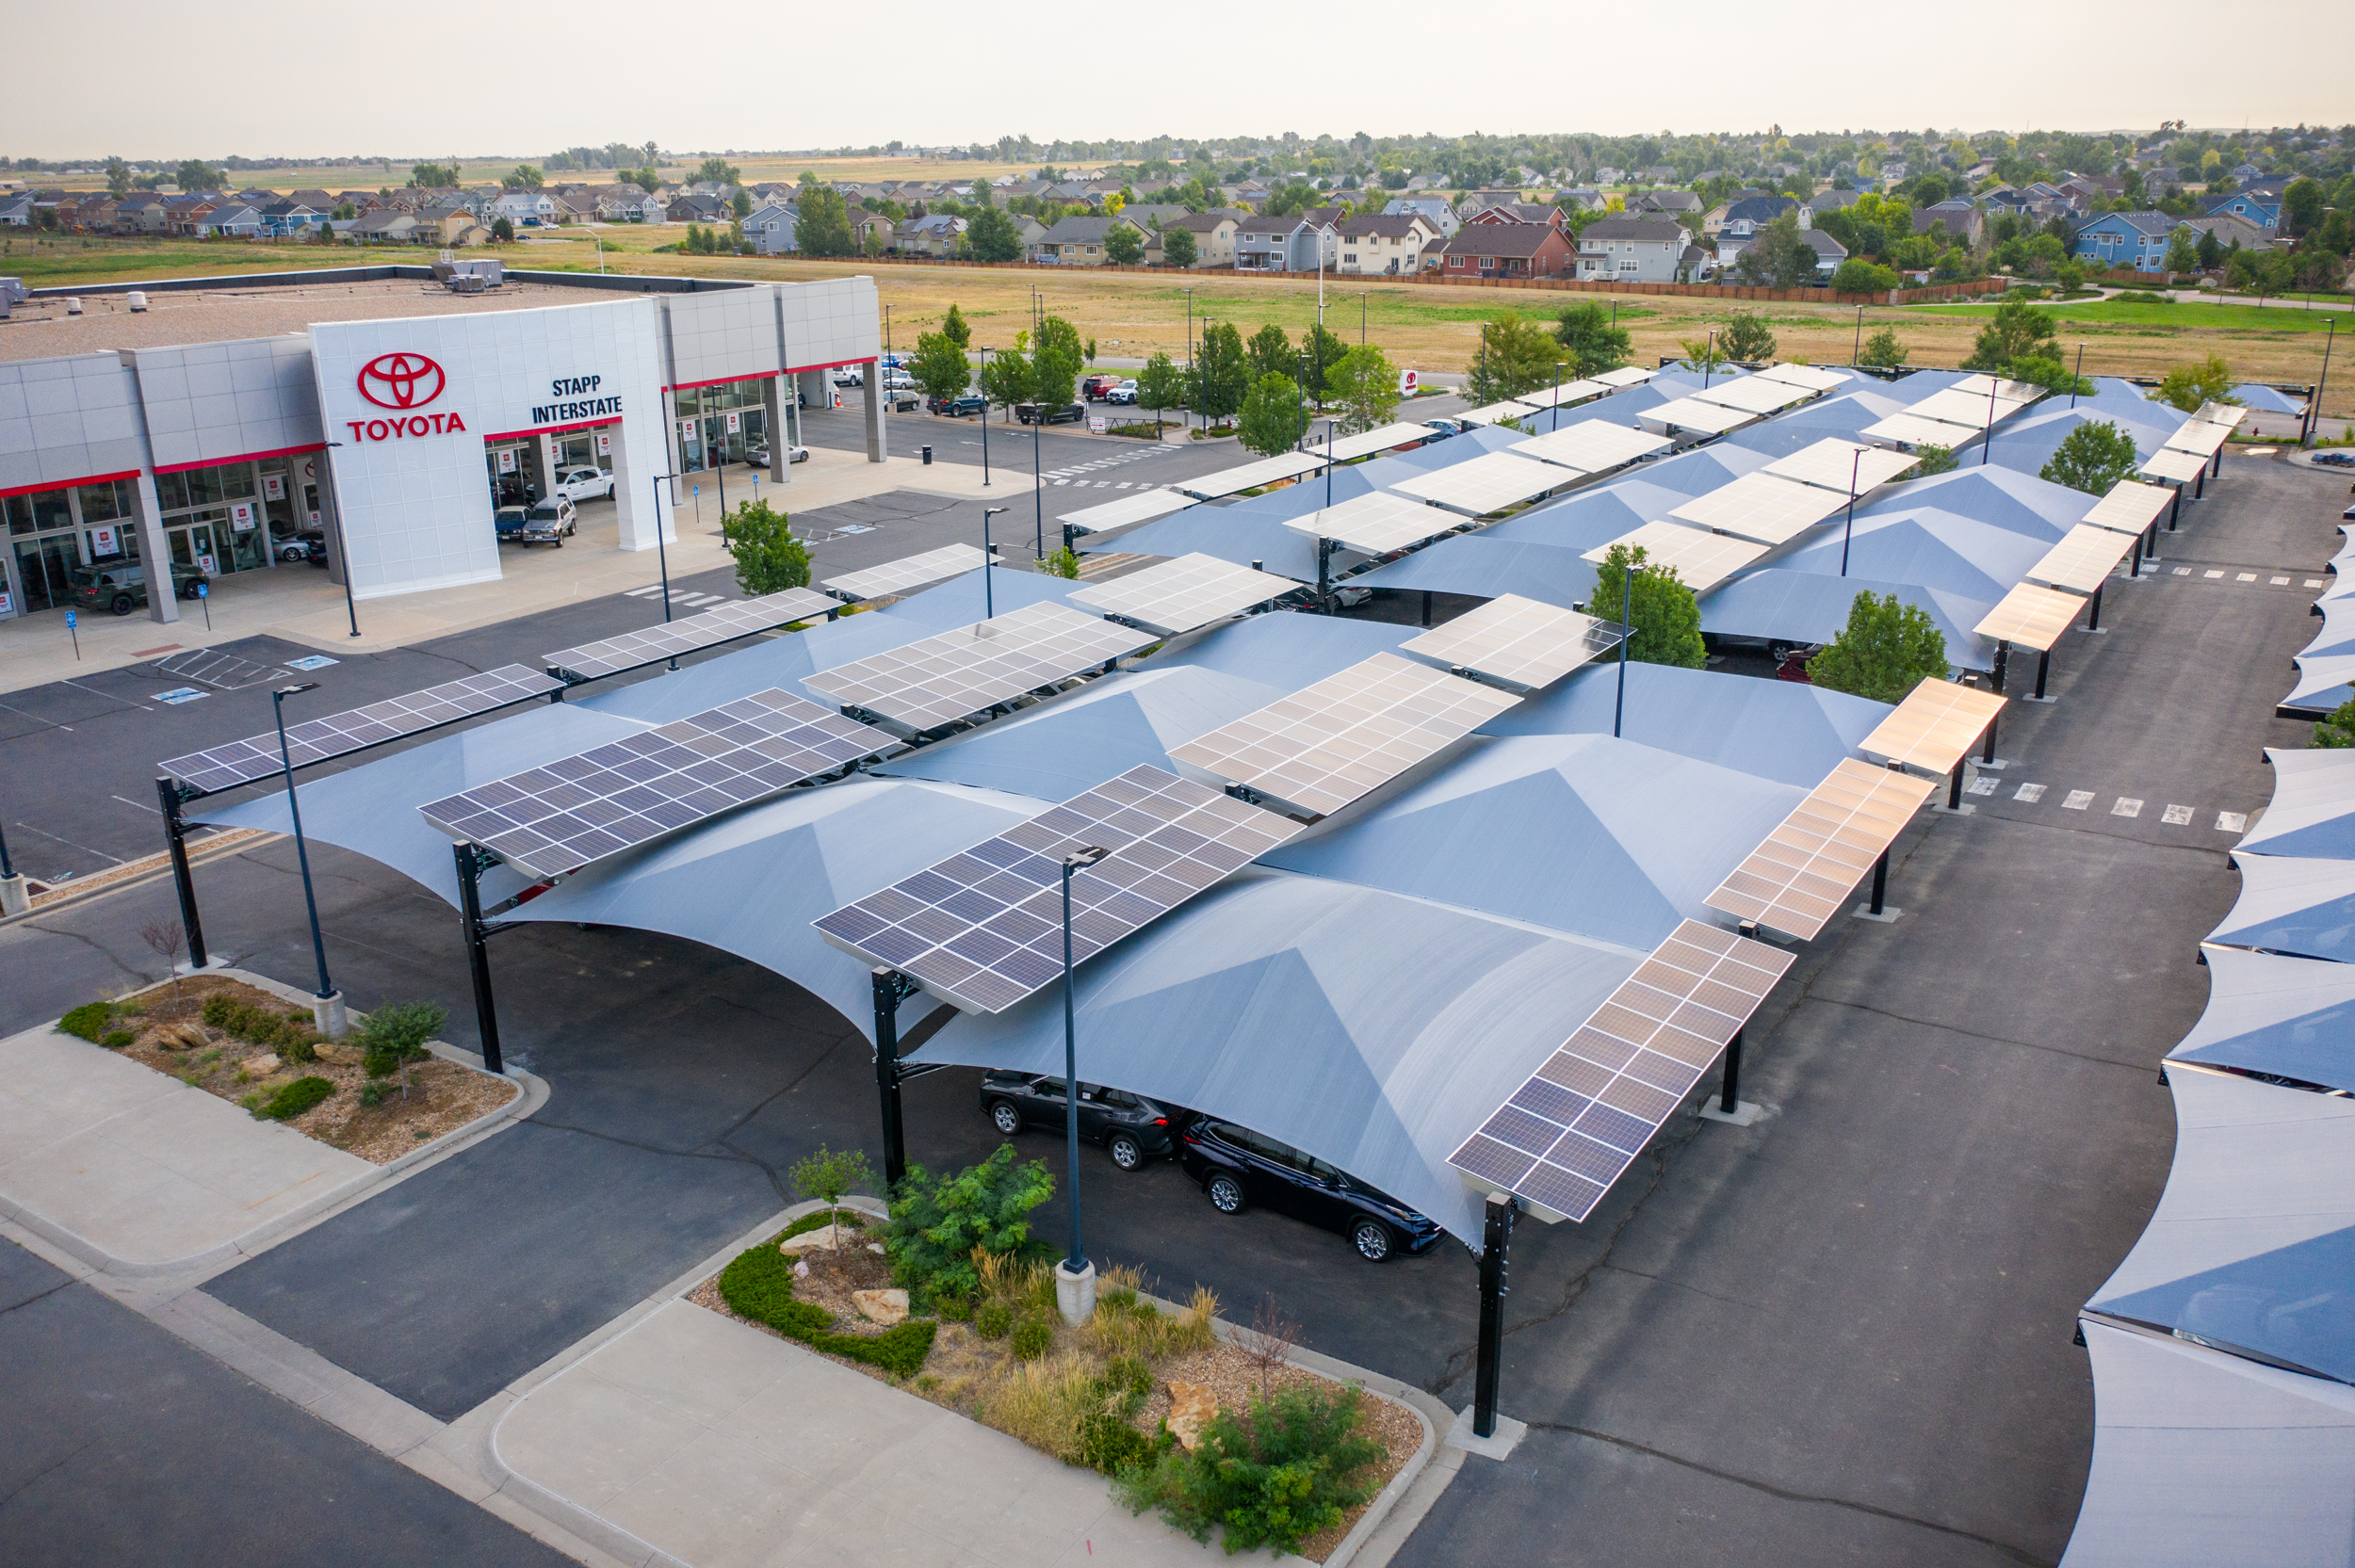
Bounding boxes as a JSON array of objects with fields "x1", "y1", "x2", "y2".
[
  {"x1": 127, "y1": 291, "x2": 147, "y2": 312},
  {"x1": 66, "y1": 297, "x2": 82, "y2": 315},
  {"x1": 445, "y1": 273, "x2": 487, "y2": 295}
]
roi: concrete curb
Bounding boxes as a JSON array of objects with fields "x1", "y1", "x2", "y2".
[{"x1": 1, "y1": 967, "x2": 543, "y2": 1280}]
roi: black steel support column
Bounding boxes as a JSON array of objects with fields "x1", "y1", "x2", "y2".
[
  {"x1": 1718, "y1": 1028, "x2": 1743, "y2": 1114},
  {"x1": 2087, "y1": 582, "x2": 2103, "y2": 631},
  {"x1": 2193, "y1": 468, "x2": 2204, "y2": 500},
  {"x1": 1317, "y1": 538, "x2": 1335, "y2": 612},
  {"x1": 2144, "y1": 519, "x2": 2159, "y2": 564},
  {"x1": 1981, "y1": 716, "x2": 1997, "y2": 765},
  {"x1": 155, "y1": 776, "x2": 209, "y2": 969},
  {"x1": 2130, "y1": 532, "x2": 2143, "y2": 577},
  {"x1": 1421, "y1": 590, "x2": 1433, "y2": 627},
  {"x1": 1990, "y1": 640, "x2": 2009, "y2": 695},
  {"x1": 872, "y1": 967, "x2": 913, "y2": 1187},
  {"x1": 1472, "y1": 1190, "x2": 1517, "y2": 1439},
  {"x1": 452, "y1": 844, "x2": 503, "y2": 1075},
  {"x1": 1948, "y1": 760, "x2": 1964, "y2": 810},
  {"x1": 2168, "y1": 488, "x2": 2181, "y2": 531},
  {"x1": 1869, "y1": 849, "x2": 1889, "y2": 915},
  {"x1": 2035, "y1": 648, "x2": 2052, "y2": 702}
]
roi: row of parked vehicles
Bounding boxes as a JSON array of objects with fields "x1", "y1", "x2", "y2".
[{"x1": 978, "y1": 1071, "x2": 1443, "y2": 1263}]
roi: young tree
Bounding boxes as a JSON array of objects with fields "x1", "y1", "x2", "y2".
[
  {"x1": 941, "y1": 302, "x2": 971, "y2": 349},
  {"x1": 796, "y1": 185, "x2": 854, "y2": 258},
  {"x1": 1136, "y1": 349, "x2": 1185, "y2": 434},
  {"x1": 1046, "y1": 546, "x2": 1082, "y2": 579},
  {"x1": 1246, "y1": 322, "x2": 1296, "y2": 382},
  {"x1": 138, "y1": 917, "x2": 186, "y2": 1009},
  {"x1": 2038, "y1": 419, "x2": 2142, "y2": 495},
  {"x1": 1717, "y1": 310, "x2": 1777, "y2": 363},
  {"x1": 2313, "y1": 695, "x2": 2355, "y2": 750},
  {"x1": 491, "y1": 216, "x2": 514, "y2": 242},
  {"x1": 1962, "y1": 293, "x2": 2058, "y2": 372},
  {"x1": 981, "y1": 347, "x2": 1034, "y2": 413},
  {"x1": 1195, "y1": 322, "x2": 1252, "y2": 425},
  {"x1": 1806, "y1": 591, "x2": 1951, "y2": 703},
  {"x1": 2162, "y1": 231, "x2": 2200, "y2": 276},
  {"x1": 1859, "y1": 325, "x2": 1910, "y2": 368},
  {"x1": 789, "y1": 1145, "x2": 877, "y2": 1248},
  {"x1": 2006, "y1": 354, "x2": 2092, "y2": 396},
  {"x1": 1731, "y1": 213, "x2": 1819, "y2": 288},
  {"x1": 1467, "y1": 315, "x2": 1561, "y2": 404},
  {"x1": 1554, "y1": 302, "x2": 1631, "y2": 377},
  {"x1": 1239, "y1": 372, "x2": 1309, "y2": 457},
  {"x1": 1676, "y1": 334, "x2": 1724, "y2": 378},
  {"x1": 1300, "y1": 322, "x2": 1348, "y2": 410},
  {"x1": 357, "y1": 1001, "x2": 447, "y2": 1100},
  {"x1": 1161, "y1": 225, "x2": 1197, "y2": 267},
  {"x1": 1326, "y1": 345, "x2": 1401, "y2": 434},
  {"x1": 1103, "y1": 223, "x2": 1144, "y2": 266},
  {"x1": 1592, "y1": 544, "x2": 1706, "y2": 668},
  {"x1": 1909, "y1": 443, "x2": 1958, "y2": 477},
  {"x1": 2156, "y1": 353, "x2": 2239, "y2": 413},
  {"x1": 1031, "y1": 315, "x2": 1084, "y2": 408},
  {"x1": 723, "y1": 499, "x2": 812, "y2": 594},
  {"x1": 1830, "y1": 258, "x2": 1900, "y2": 294},
  {"x1": 911, "y1": 330, "x2": 972, "y2": 408}
]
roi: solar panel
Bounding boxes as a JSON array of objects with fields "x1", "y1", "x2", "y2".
[
  {"x1": 2028, "y1": 524, "x2": 2138, "y2": 595},
  {"x1": 1168, "y1": 651, "x2": 1520, "y2": 818},
  {"x1": 1283, "y1": 491, "x2": 1460, "y2": 556},
  {"x1": 1973, "y1": 582, "x2": 2086, "y2": 652},
  {"x1": 2194, "y1": 402, "x2": 2248, "y2": 429},
  {"x1": 1666, "y1": 472, "x2": 1847, "y2": 545},
  {"x1": 1592, "y1": 366, "x2": 1657, "y2": 387},
  {"x1": 1066, "y1": 553, "x2": 1300, "y2": 634},
  {"x1": 1448, "y1": 918, "x2": 1795, "y2": 1223},
  {"x1": 1174, "y1": 451, "x2": 1326, "y2": 499},
  {"x1": 1305, "y1": 422, "x2": 1440, "y2": 461},
  {"x1": 1908, "y1": 387, "x2": 2032, "y2": 428},
  {"x1": 1579, "y1": 520, "x2": 1768, "y2": 594},
  {"x1": 1703, "y1": 758, "x2": 1937, "y2": 940},
  {"x1": 2138, "y1": 448, "x2": 2211, "y2": 483},
  {"x1": 1762, "y1": 438, "x2": 1925, "y2": 495},
  {"x1": 1515, "y1": 379, "x2": 1610, "y2": 410},
  {"x1": 542, "y1": 590, "x2": 838, "y2": 682},
  {"x1": 1058, "y1": 488, "x2": 1193, "y2": 535},
  {"x1": 1460, "y1": 398, "x2": 1543, "y2": 428},
  {"x1": 2164, "y1": 420, "x2": 2232, "y2": 458},
  {"x1": 1513, "y1": 421, "x2": 1673, "y2": 473},
  {"x1": 416, "y1": 689, "x2": 897, "y2": 881},
  {"x1": 1862, "y1": 411, "x2": 1979, "y2": 447},
  {"x1": 822, "y1": 543, "x2": 995, "y2": 603},
  {"x1": 1399, "y1": 594, "x2": 1622, "y2": 690},
  {"x1": 1640, "y1": 396, "x2": 1757, "y2": 434},
  {"x1": 812, "y1": 764, "x2": 1299, "y2": 1014},
  {"x1": 160, "y1": 663, "x2": 566, "y2": 796},
  {"x1": 2081, "y1": 480, "x2": 2173, "y2": 536},
  {"x1": 1953, "y1": 374, "x2": 2044, "y2": 403},
  {"x1": 1855, "y1": 678, "x2": 2006, "y2": 776},
  {"x1": 1689, "y1": 376, "x2": 1814, "y2": 415},
  {"x1": 1389, "y1": 451, "x2": 1567, "y2": 517},
  {"x1": 1750, "y1": 363, "x2": 1851, "y2": 393},
  {"x1": 802, "y1": 601, "x2": 1158, "y2": 733}
]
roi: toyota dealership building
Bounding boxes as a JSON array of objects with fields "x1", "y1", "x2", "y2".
[{"x1": 0, "y1": 271, "x2": 885, "y2": 623}]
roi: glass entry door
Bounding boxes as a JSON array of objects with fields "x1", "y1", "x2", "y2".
[
  {"x1": 12, "y1": 537, "x2": 79, "y2": 612},
  {"x1": 170, "y1": 523, "x2": 220, "y2": 574}
]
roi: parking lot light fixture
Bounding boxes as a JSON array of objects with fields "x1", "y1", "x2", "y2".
[
  {"x1": 1552, "y1": 361, "x2": 1565, "y2": 433},
  {"x1": 977, "y1": 348, "x2": 992, "y2": 487},
  {"x1": 1060, "y1": 844, "x2": 1111, "y2": 1285},
  {"x1": 272, "y1": 682, "x2": 343, "y2": 1035},
  {"x1": 982, "y1": 507, "x2": 1006, "y2": 619}
]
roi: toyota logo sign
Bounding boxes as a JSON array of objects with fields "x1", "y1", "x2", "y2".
[{"x1": 357, "y1": 352, "x2": 446, "y2": 410}]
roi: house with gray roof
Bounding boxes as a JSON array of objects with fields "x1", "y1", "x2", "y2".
[
  {"x1": 1030, "y1": 214, "x2": 1144, "y2": 265},
  {"x1": 1574, "y1": 217, "x2": 1691, "y2": 283},
  {"x1": 1381, "y1": 196, "x2": 1460, "y2": 235},
  {"x1": 1234, "y1": 212, "x2": 1336, "y2": 272}
]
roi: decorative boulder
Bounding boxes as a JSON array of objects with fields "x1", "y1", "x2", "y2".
[
  {"x1": 1167, "y1": 1382, "x2": 1217, "y2": 1450},
  {"x1": 852, "y1": 1288, "x2": 909, "y2": 1326},
  {"x1": 779, "y1": 1223, "x2": 858, "y2": 1254}
]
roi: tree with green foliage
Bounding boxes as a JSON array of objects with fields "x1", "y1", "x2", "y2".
[
  {"x1": 1299, "y1": 322, "x2": 1348, "y2": 411},
  {"x1": 1553, "y1": 303, "x2": 1630, "y2": 378},
  {"x1": 1858, "y1": 325, "x2": 1910, "y2": 368},
  {"x1": 2005, "y1": 354, "x2": 2091, "y2": 396},
  {"x1": 980, "y1": 347, "x2": 1034, "y2": 412},
  {"x1": 1325, "y1": 345, "x2": 1401, "y2": 434},
  {"x1": 2156, "y1": 353, "x2": 2240, "y2": 413},
  {"x1": 692, "y1": 156, "x2": 741, "y2": 187},
  {"x1": 1805, "y1": 591, "x2": 1950, "y2": 703},
  {"x1": 1031, "y1": 315, "x2": 1084, "y2": 409},
  {"x1": 1136, "y1": 350, "x2": 1185, "y2": 434},
  {"x1": 885, "y1": 1144, "x2": 1056, "y2": 1304},
  {"x1": 1116, "y1": 1383, "x2": 1387, "y2": 1557},
  {"x1": 965, "y1": 192, "x2": 1025, "y2": 262},
  {"x1": 175, "y1": 158, "x2": 221, "y2": 192},
  {"x1": 357, "y1": 1001, "x2": 447, "y2": 1099},
  {"x1": 1046, "y1": 546, "x2": 1082, "y2": 578},
  {"x1": 1102, "y1": 222, "x2": 1144, "y2": 266},
  {"x1": 1831, "y1": 258, "x2": 1900, "y2": 295},
  {"x1": 2162, "y1": 231, "x2": 2200, "y2": 276},
  {"x1": 910, "y1": 330, "x2": 972, "y2": 408},
  {"x1": 1467, "y1": 315, "x2": 1562, "y2": 405},
  {"x1": 732, "y1": 189, "x2": 754, "y2": 220},
  {"x1": 104, "y1": 156, "x2": 131, "y2": 198},
  {"x1": 2282, "y1": 178, "x2": 2326, "y2": 239},
  {"x1": 722, "y1": 498, "x2": 811, "y2": 595},
  {"x1": 796, "y1": 184, "x2": 854, "y2": 258},
  {"x1": 1592, "y1": 544, "x2": 1706, "y2": 669},
  {"x1": 1246, "y1": 322, "x2": 1296, "y2": 382},
  {"x1": 1909, "y1": 444, "x2": 1958, "y2": 477},
  {"x1": 411, "y1": 160, "x2": 461, "y2": 189},
  {"x1": 1240, "y1": 372, "x2": 1309, "y2": 458},
  {"x1": 503, "y1": 164, "x2": 544, "y2": 190},
  {"x1": 1161, "y1": 225, "x2": 1196, "y2": 267},
  {"x1": 2195, "y1": 228, "x2": 2226, "y2": 271},
  {"x1": 1717, "y1": 310, "x2": 1777, "y2": 363},
  {"x1": 789, "y1": 1146, "x2": 876, "y2": 1248},
  {"x1": 2039, "y1": 419, "x2": 2142, "y2": 495},
  {"x1": 941, "y1": 302, "x2": 971, "y2": 349},
  {"x1": 1962, "y1": 293, "x2": 2058, "y2": 373},
  {"x1": 2312, "y1": 696, "x2": 2355, "y2": 750},
  {"x1": 491, "y1": 217, "x2": 514, "y2": 242},
  {"x1": 1676, "y1": 334, "x2": 1724, "y2": 379},
  {"x1": 1195, "y1": 322, "x2": 1251, "y2": 425},
  {"x1": 1731, "y1": 213, "x2": 1819, "y2": 288}
]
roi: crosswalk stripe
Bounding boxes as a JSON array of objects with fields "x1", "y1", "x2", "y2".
[
  {"x1": 2161, "y1": 804, "x2": 2195, "y2": 825},
  {"x1": 2217, "y1": 812, "x2": 2248, "y2": 832},
  {"x1": 2062, "y1": 790, "x2": 2094, "y2": 810},
  {"x1": 2014, "y1": 783, "x2": 2045, "y2": 802},
  {"x1": 625, "y1": 585, "x2": 664, "y2": 598},
  {"x1": 2111, "y1": 798, "x2": 2143, "y2": 817}
]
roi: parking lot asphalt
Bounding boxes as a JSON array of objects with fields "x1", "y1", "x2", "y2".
[
  {"x1": 0, "y1": 1237, "x2": 569, "y2": 1568},
  {"x1": 0, "y1": 447, "x2": 2330, "y2": 1564}
]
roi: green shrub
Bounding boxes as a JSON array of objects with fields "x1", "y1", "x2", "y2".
[
  {"x1": 201, "y1": 994, "x2": 236, "y2": 1028},
  {"x1": 1077, "y1": 1406, "x2": 1161, "y2": 1475},
  {"x1": 1117, "y1": 1385, "x2": 1386, "y2": 1555},
  {"x1": 358, "y1": 1000, "x2": 446, "y2": 1082},
  {"x1": 101, "y1": 1029, "x2": 137, "y2": 1048},
  {"x1": 276, "y1": 1036, "x2": 318, "y2": 1066},
  {"x1": 1011, "y1": 1314, "x2": 1054, "y2": 1361},
  {"x1": 257, "y1": 1076, "x2": 335, "y2": 1122},
  {"x1": 885, "y1": 1144, "x2": 1056, "y2": 1303},
  {"x1": 1107, "y1": 1352, "x2": 1153, "y2": 1399},
  {"x1": 935, "y1": 1293, "x2": 974, "y2": 1322},
  {"x1": 200, "y1": 994, "x2": 322, "y2": 1056},
  {"x1": 59, "y1": 1002, "x2": 115, "y2": 1042},
  {"x1": 358, "y1": 1082, "x2": 393, "y2": 1108},
  {"x1": 976, "y1": 1301, "x2": 1014, "y2": 1339},
  {"x1": 717, "y1": 1241, "x2": 934, "y2": 1377}
]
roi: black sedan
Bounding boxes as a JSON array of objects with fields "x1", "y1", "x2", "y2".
[
  {"x1": 1177, "y1": 1118, "x2": 1442, "y2": 1262},
  {"x1": 979, "y1": 1073, "x2": 1179, "y2": 1171}
]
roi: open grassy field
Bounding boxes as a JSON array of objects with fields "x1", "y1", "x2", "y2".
[
  {"x1": 5, "y1": 230, "x2": 2342, "y2": 415},
  {"x1": 37, "y1": 154, "x2": 1036, "y2": 200},
  {"x1": 1904, "y1": 298, "x2": 2346, "y2": 331}
]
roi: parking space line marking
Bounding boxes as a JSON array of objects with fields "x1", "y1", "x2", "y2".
[
  {"x1": 2203, "y1": 570, "x2": 2225, "y2": 578},
  {"x1": 2217, "y1": 812, "x2": 2248, "y2": 832},
  {"x1": 1967, "y1": 775, "x2": 1997, "y2": 795},
  {"x1": 2161, "y1": 804, "x2": 2196, "y2": 825},
  {"x1": 2173, "y1": 567, "x2": 2191, "y2": 575},
  {"x1": 2272, "y1": 576, "x2": 2292, "y2": 586},
  {"x1": 2014, "y1": 784, "x2": 2046, "y2": 802},
  {"x1": 2236, "y1": 573, "x2": 2258, "y2": 582},
  {"x1": 2308, "y1": 579, "x2": 2328, "y2": 589},
  {"x1": 2112, "y1": 798, "x2": 2144, "y2": 817},
  {"x1": 2063, "y1": 790, "x2": 2095, "y2": 810}
]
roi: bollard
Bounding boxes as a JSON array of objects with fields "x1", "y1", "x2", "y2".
[{"x1": 921, "y1": 445, "x2": 933, "y2": 465}]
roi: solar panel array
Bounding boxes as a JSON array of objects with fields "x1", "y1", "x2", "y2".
[
  {"x1": 1460, "y1": 398, "x2": 1544, "y2": 428},
  {"x1": 2028, "y1": 524, "x2": 2138, "y2": 595},
  {"x1": 416, "y1": 689, "x2": 897, "y2": 881},
  {"x1": 2164, "y1": 420, "x2": 2233, "y2": 458},
  {"x1": 1515, "y1": 379, "x2": 1610, "y2": 410},
  {"x1": 1856, "y1": 678, "x2": 2007, "y2": 775},
  {"x1": 2081, "y1": 479, "x2": 2173, "y2": 536},
  {"x1": 1762, "y1": 439, "x2": 1925, "y2": 496},
  {"x1": 1752, "y1": 363, "x2": 1851, "y2": 393},
  {"x1": 1175, "y1": 451, "x2": 1326, "y2": 499},
  {"x1": 813, "y1": 764, "x2": 1298, "y2": 1013},
  {"x1": 1973, "y1": 582, "x2": 2086, "y2": 651},
  {"x1": 1285, "y1": 491, "x2": 1460, "y2": 556},
  {"x1": 1691, "y1": 376, "x2": 1814, "y2": 416},
  {"x1": 1514, "y1": 421, "x2": 1672, "y2": 474},
  {"x1": 2195, "y1": 402, "x2": 2248, "y2": 429},
  {"x1": 2139, "y1": 448, "x2": 2211, "y2": 484},
  {"x1": 1389, "y1": 451, "x2": 1566, "y2": 517},
  {"x1": 1399, "y1": 594, "x2": 1622, "y2": 690},
  {"x1": 803, "y1": 602, "x2": 1157, "y2": 732},
  {"x1": 1448, "y1": 919, "x2": 1795, "y2": 1222},
  {"x1": 542, "y1": 589, "x2": 838, "y2": 682},
  {"x1": 1306, "y1": 422, "x2": 1440, "y2": 461},
  {"x1": 1908, "y1": 387, "x2": 2032, "y2": 429},
  {"x1": 1703, "y1": 758, "x2": 1937, "y2": 939},
  {"x1": 1580, "y1": 520, "x2": 1768, "y2": 593},
  {"x1": 1667, "y1": 471, "x2": 1848, "y2": 545},
  {"x1": 1954, "y1": 374, "x2": 2044, "y2": 403},
  {"x1": 1641, "y1": 396, "x2": 1757, "y2": 435},
  {"x1": 1168, "y1": 651, "x2": 1520, "y2": 817},
  {"x1": 822, "y1": 543, "x2": 995, "y2": 603},
  {"x1": 1863, "y1": 411, "x2": 1980, "y2": 448},
  {"x1": 1067, "y1": 553, "x2": 1299, "y2": 634},
  {"x1": 1058, "y1": 488, "x2": 1193, "y2": 535},
  {"x1": 160, "y1": 664, "x2": 566, "y2": 795},
  {"x1": 1592, "y1": 366, "x2": 1656, "y2": 387}
]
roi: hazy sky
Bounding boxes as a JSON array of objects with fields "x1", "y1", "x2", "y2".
[{"x1": 14, "y1": 0, "x2": 2348, "y2": 159}]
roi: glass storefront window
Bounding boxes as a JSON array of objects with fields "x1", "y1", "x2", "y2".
[
  {"x1": 155, "y1": 471, "x2": 189, "y2": 511},
  {"x1": 6, "y1": 489, "x2": 74, "y2": 535},
  {"x1": 75, "y1": 479, "x2": 130, "y2": 523}
]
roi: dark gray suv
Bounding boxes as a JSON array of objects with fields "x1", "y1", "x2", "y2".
[{"x1": 979, "y1": 1072, "x2": 1180, "y2": 1171}]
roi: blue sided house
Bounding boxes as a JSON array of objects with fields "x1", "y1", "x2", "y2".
[{"x1": 2072, "y1": 211, "x2": 2176, "y2": 272}]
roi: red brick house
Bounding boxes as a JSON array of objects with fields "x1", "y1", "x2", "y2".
[{"x1": 1437, "y1": 223, "x2": 1573, "y2": 280}]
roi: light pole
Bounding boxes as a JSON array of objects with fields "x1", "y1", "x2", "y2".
[
  {"x1": 271, "y1": 683, "x2": 343, "y2": 1037},
  {"x1": 1853, "y1": 304, "x2": 1864, "y2": 366},
  {"x1": 982, "y1": 507, "x2": 1005, "y2": 618},
  {"x1": 1031, "y1": 382, "x2": 1046, "y2": 560},
  {"x1": 1702, "y1": 329, "x2": 1717, "y2": 389},
  {"x1": 1184, "y1": 288, "x2": 1195, "y2": 431},
  {"x1": 1551, "y1": 361, "x2": 1566, "y2": 433},
  {"x1": 1359, "y1": 290, "x2": 1368, "y2": 346},
  {"x1": 1612, "y1": 554, "x2": 1641, "y2": 739},
  {"x1": 2070, "y1": 344, "x2": 2085, "y2": 410},
  {"x1": 1979, "y1": 377, "x2": 1999, "y2": 466},
  {"x1": 1840, "y1": 447, "x2": 1863, "y2": 576},
  {"x1": 647, "y1": 475, "x2": 677, "y2": 625},
  {"x1": 1057, "y1": 843, "x2": 1111, "y2": 1322}
]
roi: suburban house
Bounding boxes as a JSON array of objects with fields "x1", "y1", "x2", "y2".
[
  {"x1": 666, "y1": 192, "x2": 729, "y2": 224},
  {"x1": 0, "y1": 193, "x2": 38, "y2": 226},
  {"x1": 1030, "y1": 214, "x2": 1144, "y2": 265},
  {"x1": 1467, "y1": 202, "x2": 1565, "y2": 229},
  {"x1": 1114, "y1": 203, "x2": 1189, "y2": 235},
  {"x1": 1437, "y1": 223, "x2": 1573, "y2": 280},
  {"x1": 492, "y1": 190, "x2": 560, "y2": 225},
  {"x1": 1553, "y1": 189, "x2": 1608, "y2": 213},
  {"x1": 897, "y1": 213, "x2": 966, "y2": 256},
  {"x1": 1382, "y1": 196, "x2": 1460, "y2": 236},
  {"x1": 1630, "y1": 190, "x2": 1702, "y2": 219},
  {"x1": 164, "y1": 197, "x2": 219, "y2": 235},
  {"x1": 1575, "y1": 218, "x2": 1690, "y2": 283},
  {"x1": 2071, "y1": 211, "x2": 2177, "y2": 272},
  {"x1": 747, "y1": 204, "x2": 798, "y2": 255},
  {"x1": 1235, "y1": 214, "x2": 1337, "y2": 272},
  {"x1": 2205, "y1": 188, "x2": 2282, "y2": 232},
  {"x1": 255, "y1": 201, "x2": 328, "y2": 237},
  {"x1": 596, "y1": 188, "x2": 667, "y2": 223},
  {"x1": 1714, "y1": 225, "x2": 1845, "y2": 279},
  {"x1": 350, "y1": 210, "x2": 420, "y2": 244},
  {"x1": 201, "y1": 205, "x2": 263, "y2": 238},
  {"x1": 1706, "y1": 194, "x2": 1803, "y2": 239},
  {"x1": 1913, "y1": 203, "x2": 1986, "y2": 248},
  {"x1": 2174, "y1": 213, "x2": 2272, "y2": 255},
  {"x1": 1335, "y1": 213, "x2": 1445, "y2": 274},
  {"x1": 1154, "y1": 209, "x2": 1242, "y2": 267},
  {"x1": 847, "y1": 211, "x2": 895, "y2": 251}
]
